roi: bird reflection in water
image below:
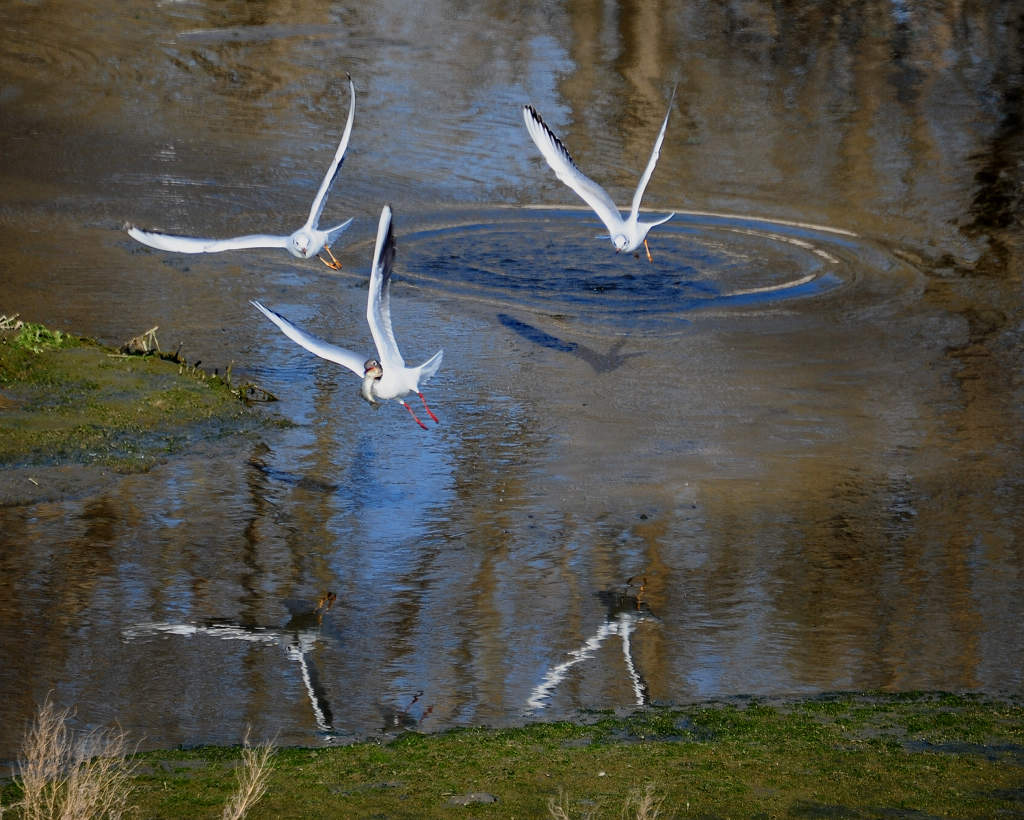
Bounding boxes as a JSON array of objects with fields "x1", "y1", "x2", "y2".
[
  {"x1": 525, "y1": 578, "x2": 656, "y2": 713},
  {"x1": 121, "y1": 592, "x2": 339, "y2": 736},
  {"x1": 378, "y1": 689, "x2": 434, "y2": 736}
]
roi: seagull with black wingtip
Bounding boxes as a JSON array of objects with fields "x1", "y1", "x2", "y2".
[
  {"x1": 522, "y1": 86, "x2": 677, "y2": 262},
  {"x1": 251, "y1": 204, "x2": 443, "y2": 430}
]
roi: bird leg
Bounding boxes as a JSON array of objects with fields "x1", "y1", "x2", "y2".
[
  {"x1": 418, "y1": 392, "x2": 439, "y2": 423},
  {"x1": 643, "y1": 238, "x2": 654, "y2": 263},
  {"x1": 318, "y1": 244, "x2": 343, "y2": 270},
  {"x1": 402, "y1": 401, "x2": 429, "y2": 430}
]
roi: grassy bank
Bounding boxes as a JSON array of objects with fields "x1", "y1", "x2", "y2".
[
  {"x1": 0, "y1": 315, "x2": 276, "y2": 475},
  {"x1": 3, "y1": 693, "x2": 1021, "y2": 818}
]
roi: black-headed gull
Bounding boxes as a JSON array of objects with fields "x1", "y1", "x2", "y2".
[
  {"x1": 251, "y1": 204, "x2": 443, "y2": 430},
  {"x1": 522, "y1": 88, "x2": 676, "y2": 262},
  {"x1": 127, "y1": 75, "x2": 358, "y2": 270}
]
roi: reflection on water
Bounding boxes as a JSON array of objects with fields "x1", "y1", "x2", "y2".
[
  {"x1": 122, "y1": 592, "x2": 340, "y2": 736},
  {"x1": 526, "y1": 582, "x2": 655, "y2": 713},
  {"x1": 1, "y1": 0, "x2": 1022, "y2": 766}
]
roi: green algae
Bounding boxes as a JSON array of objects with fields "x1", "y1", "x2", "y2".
[{"x1": 0, "y1": 318, "x2": 276, "y2": 472}]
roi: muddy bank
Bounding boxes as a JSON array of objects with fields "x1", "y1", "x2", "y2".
[{"x1": 0, "y1": 315, "x2": 280, "y2": 505}]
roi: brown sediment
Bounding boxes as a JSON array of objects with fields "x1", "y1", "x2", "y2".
[{"x1": 0, "y1": 318, "x2": 281, "y2": 474}]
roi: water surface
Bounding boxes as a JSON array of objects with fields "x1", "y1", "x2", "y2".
[{"x1": 1, "y1": 0, "x2": 1022, "y2": 763}]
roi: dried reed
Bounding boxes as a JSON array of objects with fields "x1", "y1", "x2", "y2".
[
  {"x1": 220, "y1": 729, "x2": 275, "y2": 820},
  {"x1": 547, "y1": 783, "x2": 669, "y2": 820},
  {"x1": 15, "y1": 696, "x2": 137, "y2": 820}
]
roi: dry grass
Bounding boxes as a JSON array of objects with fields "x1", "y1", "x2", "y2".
[
  {"x1": 621, "y1": 783, "x2": 667, "y2": 819},
  {"x1": 14, "y1": 696, "x2": 137, "y2": 820},
  {"x1": 220, "y1": 730, "x2": 275, "y2": 820},
  {"x1": 547, "y1": 788, "x2": 574, "y2": 820},
  {"x1": 547, "y1": 783, "x2": 668, "y2": 820},
  {"x1": 9, "y1": 700, "x2": 275, "y2": 820}
]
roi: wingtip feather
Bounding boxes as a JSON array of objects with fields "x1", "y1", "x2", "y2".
[
  {"x1": 522, "y1": 104, "x2": 580, "y2": 172},
  {"x1": 250, "y1": 299, "x2": 273, "y2": 317}
]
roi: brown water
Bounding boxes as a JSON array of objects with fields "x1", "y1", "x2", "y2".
[{"x1": 1, "y1": 0, "x2": 1022, "y2": 762}]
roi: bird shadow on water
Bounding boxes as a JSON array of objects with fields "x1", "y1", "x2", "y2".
[
  {"x1": 247, "y1": 446, "x2": 342, "y2": 495},
  {"x1": 497, "y1": 313, "x2": 643, "y2": 374}
]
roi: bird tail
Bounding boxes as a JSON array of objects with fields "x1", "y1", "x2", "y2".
[
  {"x1": 325, "y1": 217, "x2": 354, "y2": 244},
  {"x1": 416, "y1": 349, "x2": 444, "y2": 383}
]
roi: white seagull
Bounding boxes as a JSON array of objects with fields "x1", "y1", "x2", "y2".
[
  {"x1": 251, "y1": 204, "x2": 443, "y2": 430},
  {"x1": 126, "y1": 75, "x2": 358, "y2": 270},
  {"x1": 522, "y1": 88, "x2": 676, "y2": 262}
]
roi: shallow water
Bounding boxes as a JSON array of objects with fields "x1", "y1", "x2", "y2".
[{"x1": 1, "y1": 0, "x2": 1022, "y2": 763}]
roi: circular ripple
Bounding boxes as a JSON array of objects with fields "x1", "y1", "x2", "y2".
[{"x1": 397, "y1": 207, "x2": 872, "y2": 329}]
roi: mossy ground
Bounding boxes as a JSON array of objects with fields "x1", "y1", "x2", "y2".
[
  {"x1": 4, "y1": 693, "x2": 1020, "y2": 818},
  {"x1": 0, "y1": 318, "x2": 275, "y2": 472}
]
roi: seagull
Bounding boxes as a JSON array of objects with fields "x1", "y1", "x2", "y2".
[
  {"x1": 126, "y1": 75, "x2": 358, "y2": 270},
  {"x1": 251, "y1": 204, "x2": 443, "y2": 430},
  {"x1": 522, "y1": 88, "x2": 676, "y2": 262}
]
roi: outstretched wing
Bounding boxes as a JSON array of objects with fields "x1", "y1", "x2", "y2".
[
  {"x1": 127, "y1": 225, "x2": 290, "y2": 254},
  {"x1": 366, "y1": 204, "x2": 405, "y2": 370},
  {"x1": 305, "y1": 74, "x2": 357, "y2": 231},
  {"x1": 250, "y1": 300, "x2": 364, "y2": 377},
  {"x1": 522, "y1": 105, "x2": 625, "y2": 236},
  {"x1": 628, "y1": 86, "x2": 676, "y2": 221}
]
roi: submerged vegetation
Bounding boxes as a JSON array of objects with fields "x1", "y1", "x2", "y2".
[
  {"x1": 1, "y1": 692, "x2": 1021, "y2": 818},
  {"x1": 0, "y1": 314, "x2": 278, "y2": 473}
]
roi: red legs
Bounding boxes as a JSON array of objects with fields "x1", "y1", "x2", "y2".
[
  {"x1": 643, "y1": 238, "x2": 654, "y2": 263},
  {"x1": 400, "y1": 394, "x2": 439, "y2": 430},
  {"x1": 318, "y1": 244, "x2": 343, "y2": 270},
  {"x1": 418, "y1": 392, "x2": 439, "y2": 424},
  {"x1": 402, "y1": 401, "x2": 429, "y2": 430}
]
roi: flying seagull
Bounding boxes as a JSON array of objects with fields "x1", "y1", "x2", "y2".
[
  {"x1": 251, "y1": 204, "x2": 443, "y2": 430},
  {"x1": 126, "y1": 75, "x2": 358, "y2": 270},
  {"x1": 522, "y1": 88, "x2": 676, "y2": 261}
]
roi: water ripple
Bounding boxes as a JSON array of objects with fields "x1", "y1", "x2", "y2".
[{"x1": 391, "y1": 207, "x2": 914, "y2": 332}]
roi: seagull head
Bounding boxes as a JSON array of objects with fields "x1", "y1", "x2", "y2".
[
  {"x1": 360, "y1": 359, "x2": 383, "y2": 404},
  {"x1": 288, "y1": 230, "x2": 314, "y2": 258},
  {"x1": 612, "y1": 234, "x2": 630, "y2": 252}
]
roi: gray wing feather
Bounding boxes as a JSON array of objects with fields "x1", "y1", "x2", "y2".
[
  {"x1": 250, "y1": 300, "x2": 364, "y2": 377},
  {"x1": 629, "y1": 86, "x2": 676, "y2": 221},
  {"x1": 305, "y1": 75, "x2": 356, "y2": 231},
  {"x1": 366, "y1": 205, "x2": 405, "y2": 370},
  {"x1": 128, "y1": 226, "x2": 289, "y2": 253},
  {"x1": 522, "y1": 105, "x2": 625, "y2": 236}
]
